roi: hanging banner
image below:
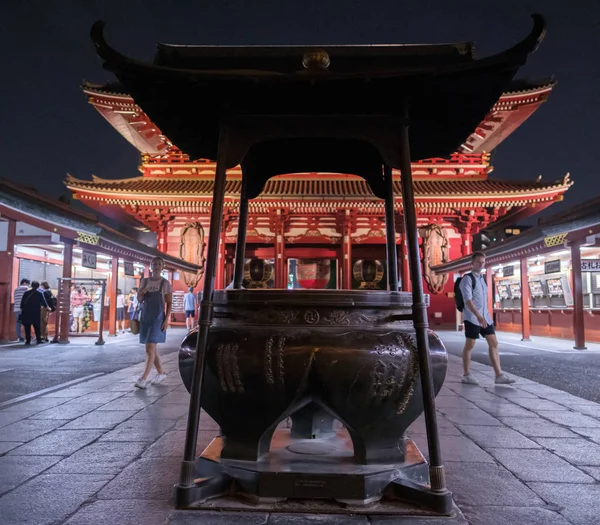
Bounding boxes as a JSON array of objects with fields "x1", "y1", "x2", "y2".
[
  {"x1": 81, "y1": 250, "x2": 97, "y2": 269},
  {"x1": 581, "y1": 259, "x2": 600, "y2": 272}
]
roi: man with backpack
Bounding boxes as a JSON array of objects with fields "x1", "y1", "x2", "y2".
[{"x1": 456, "y1": 251, "x2": 515, "y2": 386}]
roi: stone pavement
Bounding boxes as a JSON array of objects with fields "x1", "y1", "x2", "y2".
[{"x1": 1, "y1": 339, "x2": 599, "y2": 524}]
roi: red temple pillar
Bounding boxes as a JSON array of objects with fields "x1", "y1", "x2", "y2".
[
  {"x1": 272, "y1": 211, "x2": 287, "y2": 289},
  {"x1": 400, "y1": 238, "x2": 411, "y2": 292},
  {"x1": 0, "y1": 220, "x2": 16, "y2": 341},
  {"x1": 57, "y1": 239, "x2": 74, "y2": 344},
  {"x1": 461, "y1": 231, "x2": 472, "y2": 257},
  {"x1": 571, "y1": 242, "x2": 586, "y2": 349},
  {"x1": 215, "y1": 229, "x2": 226, "y2": 289},
  {"x1": 340, "y1": 210, "x2": 353, "y2": 290},
  {"x1": 108, "y1": 256, "x2": 118, "y2": 336},
  {"x1": 520, "y1": 257, "x2": 531, "y2": 341}
]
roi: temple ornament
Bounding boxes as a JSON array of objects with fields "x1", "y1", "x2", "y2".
[
  {"x1": 179, "y1": 222, "x2": 206, "y2": 287},
  {"x1": 421, "y1": 224, "x2": 450, "y2": 294}
]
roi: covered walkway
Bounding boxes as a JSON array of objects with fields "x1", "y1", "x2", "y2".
[
  {"x1": 434, "y1": 196, "x2": 600, "y2": 350},
  {"x1": 0, "y1": 179, "x2": 202, "y2": 344}
]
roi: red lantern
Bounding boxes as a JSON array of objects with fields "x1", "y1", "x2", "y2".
[
  {"x1": 353, "y1": 259, "x2": 385, "y2": 289},
  {"x1": 243, "y1": 258, "x2": 273, "y2": 289},
  {"x1": 296, "y1": 259, "x2": 331, "y2": 289}
]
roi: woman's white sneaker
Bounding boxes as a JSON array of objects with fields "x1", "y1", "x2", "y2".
[
  {"x1": 461, "y1": 374, "x2": 479, "y2": 385},
  {"x1": 152, "y1": 373, "x2": 168, "y2": 384},
  {"x1": 135, "y1": 378, "x2": 149, "y2": 389},
  {"x1": 495, "y1": 374, "x2": 516, "y2": 385}
]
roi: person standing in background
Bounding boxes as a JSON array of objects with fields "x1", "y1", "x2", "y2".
[
  {"x1": 127, "y1": 287, "x2": 138, "y2": 332},
  {"x1": 183, "y1": 286, "x2": 197, "y2": 331},
  {"x1": 20, "y1": 281, "x2": 51, "y2": 345},
  {"x1": 116, "y1": 288, "x2": 126, "y2": 333},
  {"x1": 40, "y1": 281, "x2": 56, "y2": 342},
  {"x1": 13, "y1": 278, "x2": 30, "y2": 342}
]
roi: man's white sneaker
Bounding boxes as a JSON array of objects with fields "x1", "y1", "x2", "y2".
[
  {"x1": 152, "y1": 373, "x2": 168, "y2": 384},
  {"x1": 135, "y1": 378, "x2": 149, "y2": 389},
  {"x1": 495, "y1": 374, "x2": 516, "y2": 385},
  {"x1": 461, "y1": 374, "x2": 479, "y2": 385}
]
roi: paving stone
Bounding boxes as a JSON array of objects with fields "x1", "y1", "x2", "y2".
[
  {"x1": 571, "y1": 427, "x2": 600, "y2": 443},
  {"x1": 8, "y1": 429, "x2": 104, "y2": 456},
  {"x1": 28, "y1": 401, "x2": 104, "y2": 420},
  {"x1": 466, "y1": 401, "x2": 535, "y2": 418},
  {"x1": 538, "y1": 393, "x2": 599, "y2": 406},
  {"x1": 579, "y1": 466, "x2": 600, "y2": 480},
  {"x1": 460, "y1": 505, "x2": 572, "y2": 525},
  {"x1": 0, "y1": 410, "x2": 30, "y2": 428},
  {"x1": 574, "y1": 404, "x2": 600, "y2": 418},
  {"x1": 487, "y1": 448, "x2": 593, "y2": 482},
  {"x1": 97, "y1": 396, "x2": 161, "y2": 411},
  {"x1": 510, "y1": 397, "x2": 569, "y2": 412},
  {"x1": 432, "y1": 396, "x2": 477, "y2": 409},
  {"x1": 64, "y1": 499, "x2": 172, "y2": 525},
  {"x1": 132, "y1": 402, "x2": 189, "y2": 420},
  {"x1": 47, "y1": 441, "x2": 147, "y2": 474},
  {"x1": 99, "y1": 418, "x2": 175, "y2": 442},
  {"x1": 534, "y1": 437, "x2": 600, "y2": 466},
  {"x1": 439, "y1": 408, "x2": 502, "y2": 426},
  {"x1": 100, "y1": 382, "x2": 137, "y2": 392},
  {"x1": 370, "y1": 517, "x2": 466, "y2": 524},
  {"x1": 1, "y1": 397, "x2": 70, "y2": 414},
  {"x1": 175, "y1": 412, "x2": 220, "y2": 431},
  {"x1": 499, "y1": 417, "x2": 581, "y2": 438},
  {"x1": 437, "y1": 435, "x2": 495, "y2": 462},
  {"x1": 60, "y1": 410, "x2": 138, "y2": 430},
  {"x1": 268, "y1": 514, "x2": 366, "y2": 524},
  {"x1": 0, "y1": 455, "x2": 62, "y2": 495},
  {"x1": 160, "y1": 390, "x2": 192, "y2": 404},
  {"x1": 42, "y1": 388, "x2": 95, "y2": 398},
  {"x1": 528, "y1": 482, "x2": 600, "y2": 525},
  {"x1": 72, "y1": 391, "x2": 127, "y2": 405},
  {"x1": 98, "y1": 456, "x2": 180, "y2": 500},
  {"x1": 142, "y1": 430, "x2": 216, "y2": 457},
  {"x1": 517, "y1": 384, "x2": 564, "y2": 396},
  {"x1": 444, "y1": 461, "x2": 545, "y2": 507},
  {"x1": 537, "y1": 410, "x2": 600, "y2": 428},
  {"x1": 485, "y1": 387, "x2": 538, "y2": 399},
  {"x1": 407, "y1": 415, "x2": 461, "y2": 436},
  {"x1": 446, "y1": 387, "x2": 500, "y2": 403},
  {"x1": 456, "y1": 425, "x2": 540, "y2": 449},
  {"x1": 0, "y1": 473, "x2": 112, "y2": 525},
  {"x1": 0, "y1": 441, "x2": 22, "y2": 454},
  {"x1": 169, "y1": 510, "x2": 269, "y2": 524},
  {"x1": 0, "y1": 418, "x2": 70, "y2": 442}
]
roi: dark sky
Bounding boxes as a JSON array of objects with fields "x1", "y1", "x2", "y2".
[{"x1": 2, "y1": 1, "x2": 598, "y2": 221}]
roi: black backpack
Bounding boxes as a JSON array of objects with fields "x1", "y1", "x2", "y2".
[{"x1": 454, "y1": 273, "x2": 477, "y2": 312}]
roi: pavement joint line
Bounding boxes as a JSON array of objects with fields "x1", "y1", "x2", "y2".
[{"x1": 0, "y1": 373, "x2": 105, "y2": 409}]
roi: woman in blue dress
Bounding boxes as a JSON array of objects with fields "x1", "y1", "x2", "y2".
[{"x1": 135, "y1": 257, "x2": 173, "y2": 389}]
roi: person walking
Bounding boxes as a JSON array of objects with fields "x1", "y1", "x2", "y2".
[
  {"x1": 459, "y1": 251, "x2": 515, "y2": 385},
  {"x1": 127, "y1": 287, "x2": 138, "y2": 332},
  {"x1": 20, "y1": 281, "x2": 51, "y2": 345},
  {"x1": 135, "y1": 257, "x2": 172, "y2": 389},
  {"x1": 116, "y1": 288, "x2": 126, "y2": 333},
  {"x1": 183, "y1": 286, "x2": 197, "y2": 331},
  {"x1": 13, "y1": 278, "x2": 30, "y2": 342},
  {"x1": 39, "y1": 281, "x2": 56, "y2": 342}
]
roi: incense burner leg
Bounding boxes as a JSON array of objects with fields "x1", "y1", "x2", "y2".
[{"x1": 290, "y1": 403, "x2": 335, "y2": 439}]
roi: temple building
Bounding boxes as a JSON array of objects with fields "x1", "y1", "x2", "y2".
[{"x1": 65, "y1": 79, "x2": 572, "y2": 327}]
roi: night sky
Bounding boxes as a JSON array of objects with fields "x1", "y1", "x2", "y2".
[{"x1": 2, "y1": 1, "x2": 598, "y2": 222}]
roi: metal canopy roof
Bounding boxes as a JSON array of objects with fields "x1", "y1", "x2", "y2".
[{"x1": 90, "y1": 15, "x2": 545, "y2": 200}]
